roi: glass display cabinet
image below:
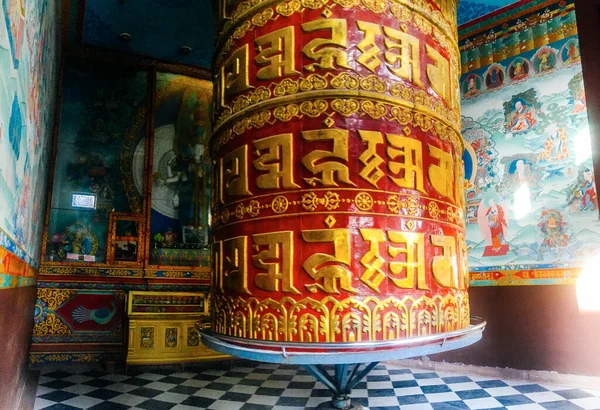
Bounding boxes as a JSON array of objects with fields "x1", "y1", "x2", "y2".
[
  {"x1": 147, "y1": 73, "x2": 212, "y2": 269},
  {"x1": 33, "y1": 58, "x2": 217, "y2": 366},
  {"x1": 43, "y1": 61, "x2": 148, "y2": 266},
  {"x1": 41, "y1": 66, "x2": 212, "y2": 275}
]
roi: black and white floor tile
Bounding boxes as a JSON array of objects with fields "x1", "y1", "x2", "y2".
[{"x1": 34, "y1": 361, "x2": 600, "y2": 410}]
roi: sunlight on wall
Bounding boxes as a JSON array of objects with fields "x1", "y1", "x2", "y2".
[
  {"x1": 513, "y1": 183, "x2": 532, "y2": 220},
  {"x1": 574, "y1": 126, "x2": 592, "y2": 166},
  {"x1": 577, "y1": 253, "x2": 600, "y2": 312}
]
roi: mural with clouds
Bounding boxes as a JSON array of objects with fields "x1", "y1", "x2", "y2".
[
  {"x1": 0, "y1": 0, "x2": 60, "y2": 267},
  {"x1": 461, "y1": 32, "x2": 599, "y2": 275}
]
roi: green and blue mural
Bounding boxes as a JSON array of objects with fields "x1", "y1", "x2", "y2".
[
  {"x1": 0, "y1": 0, "x2": 60, "y2": 287},
  {"x1": 460, "y1": 0, "x2": 599, "y2": 286}
]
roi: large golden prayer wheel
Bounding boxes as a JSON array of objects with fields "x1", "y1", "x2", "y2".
[{"x1": 210, "y1": 0, "x2": 468, "y2": 345}]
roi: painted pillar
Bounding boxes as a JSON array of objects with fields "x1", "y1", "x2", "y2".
[{"x1": 210, "y1": 0, "x2": 468, "y2": 343}]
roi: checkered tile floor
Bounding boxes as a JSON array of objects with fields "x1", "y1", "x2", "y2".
[{"x1": 34, "y1": 361, "x2": 600, "y2": 410}]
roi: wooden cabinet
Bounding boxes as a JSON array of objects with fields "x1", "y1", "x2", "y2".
[{"x1": 126, "y1": 291, "x2": 228, "y2": 365}]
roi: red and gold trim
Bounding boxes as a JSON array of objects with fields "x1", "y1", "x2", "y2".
[{"x1": 210, "y1": 0, "x2": 467, "y2": 343}]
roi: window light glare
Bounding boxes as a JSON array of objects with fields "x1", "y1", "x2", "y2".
[
  {"x1": 574, "y1": 126, "x2": 592, "y2": 166},
  {"x1": 576, "y1": 253, "x2": 600, "y2": 313},
  {"x1": 513, "y1": 183, "x2": 531, "y2": 220}
]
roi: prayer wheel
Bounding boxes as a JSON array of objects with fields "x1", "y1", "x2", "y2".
[{"x1": 210, "y1": 0, "x2": 468, "y2": 345}]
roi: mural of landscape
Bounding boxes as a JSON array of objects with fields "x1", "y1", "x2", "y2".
[
  {"x1": 0, "y1": 0, "x2": 59, "y2": 277},
  {"x1": 461, "y1": 34, "x2": 600, "y2": 275}
]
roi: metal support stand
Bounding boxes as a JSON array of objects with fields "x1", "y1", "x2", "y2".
[
  {"x1": 304, "y1": 363, "x2": 379, "y2": 409},
  {"x1": 198, "y1": 317, "x2": 487, "y2": 410}
]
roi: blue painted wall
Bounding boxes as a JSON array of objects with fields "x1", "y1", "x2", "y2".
[
  {"x1": 0, "y1": 0, "x2": 60, "y2": 269},
  {"x1": 458, "y1": 0, "x2": 521, "y2": 26},
  {"x1": 0, "y1": 0, "x2": 60, "y2": 407}
]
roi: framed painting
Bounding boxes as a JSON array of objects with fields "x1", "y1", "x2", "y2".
[
  {"x1": 106, "y1": 213, "x2": 144, "y2": 266},
  {"x1": 147, "y1": 73, "x2": 212, "y2": 269}
]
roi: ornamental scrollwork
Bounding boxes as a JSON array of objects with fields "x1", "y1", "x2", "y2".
[
  {"x1": 355, "y1": 192, "x2": 374, "y2": 211},
  {"x1": 331, "y1": 99, "x2": 360, "y2": 116},
  {"x1": 218, "y1": 72, "x2": 459, "y2": 132},
  {"x1": 235, "y1": 200, "x2": 262, "y2": 219},
  {"x1": 37, "y1": 289, "x2": 76, "y2": 310},
  {"x1": 217, "y1": 0, "x2": 460, "y2": 71},
  {"x1": 212, "y1": 292, "x2": 469, "y2": 342},
  {"x1": 275, "y1": 0, "x2": 302, "y2": 16},
  {"x1": 301, "y1": 191, "x2": 341, "y2": 211},
  {"x1": 33, "y1": 314, "x2": 71, "y2": 337},
  {"x1": 214, "y1": 190, "x2": 463, "y2": 229},
  {"x1": 274, "y1": 78, "x2": 300, "y2": 96},
  {"x1": 386, "y1": 195, "x2": 426, "y2": 215},
  {"x1": 271, "y1": 196, "x2": 290, "y2": 214},
  {"x1": 214, "y1": 98, "x2": 462, "y2": 156},
  {"x1": 428, "y1": 201, "x2": 440, "y2": 219}
]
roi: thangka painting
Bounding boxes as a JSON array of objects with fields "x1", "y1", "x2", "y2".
[
  {"x1": 461, "y1": 34, "x2": 600, "y2": 282},
  {"x1": 0, "y1": 0, "x2": 59, "y2": 268},
  {"x1": 45, "y1": 62, "x2": 148, "y2": 263},
  {"x1": 147, "y1": 73, "x2": 211, "y2": 267}
]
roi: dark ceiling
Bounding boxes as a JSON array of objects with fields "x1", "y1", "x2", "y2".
[
  {"x1": 77, "y1": 0, "x2": 522, "y2": 69},
  {"x1": 81, "y1": 0, "x2": 214, "y2": 68}
]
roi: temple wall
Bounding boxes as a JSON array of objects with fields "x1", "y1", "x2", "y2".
[
  {"x1": 0, "y1": 0, "x2": 60, "y2": 408},
  {"x1": 435, "y1": 0, "x2": 600, "y2": 377}
]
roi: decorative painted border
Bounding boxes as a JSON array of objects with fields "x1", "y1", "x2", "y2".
[
  {"x1": 150, "y1": 269, "x2": 211, "y2": 280},
  {"x1": 0, "y1": 246, "x2": 36, "y2": 277},
  {"x1": 212, "y1": 292, "x2": 470, "y2": 342},
  {"x1": 39, "y1": 265, "x2": 144, "y2": 277},
  {"x1": 214, "y1": 189, "x2": 464, "y2": 231},
  {"x1": 459, "y1": 1, "x2": 576, "y2": 56},
  {"x1": 39, "y1": 265, "x2": 211, "y2": 280},
  {"x1": 29, "y1": 351, "x2": 121, "y2": 365},
  {"x1": 469, "y1": 268, "x2": 580, "y2": 287},
  {"x1": 0, "y1": 274, "x2": 37, "y2": 289},
  {"x1": 459, "y1": 0, "x2": 568, "y2": 39},
  {"x1": 0, "y1": 229, "x2": 37, "y2": 268},
  {"x1": 216, "y1": 73, "x2": 460, "y2": 139},
  {"x1": 32, "y1": 334, "x2": 121, "y2": 343},
  {"x1": 470, "y1": 262, "x2": 574, "y2": 272},
  {"x1": 37, "y1": 281, "x2": 210, "y2": 292},
  {"x1": 460, "y1": 35, "x2": 580, "y2": 98},
  {"x1": 213, "y1": 95, "x2": 464, "y2": 157},
  {"x1": 0, "y1": 244, "x2": 38, "y2": 289}
]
